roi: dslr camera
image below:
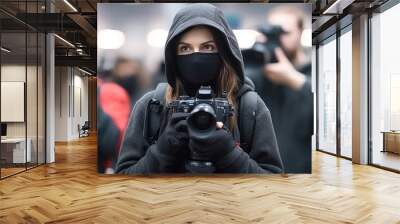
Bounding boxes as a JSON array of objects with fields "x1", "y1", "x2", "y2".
[
  {"x1": 168, "y1": 86, "x2": 234, "y2": 173},
  {"x1": 242, "y1": 25, "x2": 286, "y2": 67}
]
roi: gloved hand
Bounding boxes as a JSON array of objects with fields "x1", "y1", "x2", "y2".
[
  {"x1": 156, "y1": 112, "x2": 190, "y2": 158},
  {"x1": 188, "y1": 127, "x2": 236, "y2": 162}
]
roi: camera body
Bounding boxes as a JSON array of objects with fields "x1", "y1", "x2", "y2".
[
  {"x1": 168, "y1": 86, "x2": 233, "y2": 133},
  {"x1": 242, "y1": 25, "x2": 286, "y2": 66},
  {"x1": 168, "y1": 86, "x2": 234, "y2": 173}
]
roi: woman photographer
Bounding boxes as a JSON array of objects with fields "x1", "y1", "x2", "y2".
[{"x1": 116, "y1": 3, "x2": 283, "y2": 174}]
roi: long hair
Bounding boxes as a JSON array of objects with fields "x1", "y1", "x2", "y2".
[{"x1": 165, "y1": 58, "x2": 239, "y2": 132}]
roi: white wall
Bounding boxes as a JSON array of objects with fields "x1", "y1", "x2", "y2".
[
  {"x1": 71, "y1": 72, "x2": 89, "y2": 138},
  {"x1": 54, "y1": 67, "x2": 89, "y2": 141},
  {"x1": 1, "y1": 65, "x2": 26, "y2": 134},
  {"x1": 55, "y1": 66, "x2": 68, "y2": 141},
  {"x1": 1, "y1": 82, "x2": 25, "y2": 122},
  {"x1": 1, "y1": 65, "x2": 39, "y2": 138},
  {"x1": 1, "y1": 63, "x2": 46, "y2": 163}
]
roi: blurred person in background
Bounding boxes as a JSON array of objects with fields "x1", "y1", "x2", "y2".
[
  {"x1": 152, "y1": 61, "x2": 167, "y2": 88},
  {"x1": 247, "y1": 6, "x2": 313, "y2": 173},
  {"x1": 109, "y1": 57, "x2": 148, "y2": 104},
  {"x1": 97, "y1": 57, "x2": 148, "y2": 173}
]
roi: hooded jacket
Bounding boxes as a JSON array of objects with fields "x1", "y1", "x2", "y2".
[{"x1": 116, "y1": 3, "x2": 283, "y2": 174}]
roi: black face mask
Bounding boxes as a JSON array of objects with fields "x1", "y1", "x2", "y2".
[
  {"x1": 177, "y1": 52, "x2": 221, "y2": 96},
  {"x1": 113, "y1": 75, "x2": 139, "y2": 97}
]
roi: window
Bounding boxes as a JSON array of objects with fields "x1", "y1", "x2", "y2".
[
  {"x1": 339, "y1": 27, "x2": 352, "y2": 158},
  {"x1": 317, "y1": 36, "x2": 337, "y2": 154},
  {"x1": 0, "y1": 1, "x2": 46, "y2": 179},
  {"x1": 371, "y1": 3, "x2": 400, "y2": 171}
]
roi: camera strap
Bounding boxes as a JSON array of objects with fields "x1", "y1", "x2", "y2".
[
  {"x1": 238, "y1": 90, "x2": 258, "y2": 152},
  {"x1": 144, "y1": 83, "x2": 168, "y2": 145}
]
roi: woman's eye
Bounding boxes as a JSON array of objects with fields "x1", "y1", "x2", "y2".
[
  {"x1": 179, "y1": 46, "x2": 191, "y2": 53},
  {"x1": 202, "y1": 44, "x2": 215, "y2": 51}
]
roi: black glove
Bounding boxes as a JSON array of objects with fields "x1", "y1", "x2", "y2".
[
  {"x1": 188, "y1": 127, "x2": 236, "y2": 162},
  {"x1": 156, "y1": 112, "x2": 189, "y2": 158}
]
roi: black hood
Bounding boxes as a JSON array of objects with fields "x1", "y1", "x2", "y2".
[{"x1": 164, "y1": 3, "x2": 245, "y2": 89}]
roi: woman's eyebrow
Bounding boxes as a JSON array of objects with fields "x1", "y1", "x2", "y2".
[
  {"x1": 177, "y1": 41, "x2": 189, "y2": 45},
  {"x1": 177, "y1": 40, "x2": 215, "y2": 45},
  {"x1": 200, "y1": 40, "x2": 215, "y2": 45}
]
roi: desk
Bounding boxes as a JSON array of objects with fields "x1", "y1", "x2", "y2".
[
  {"x1": 382, "y1": 131, "x2": 400, "y2": 154},
  {"x1": 1, "y1": 138, "x2": 31, "y2": 163}
]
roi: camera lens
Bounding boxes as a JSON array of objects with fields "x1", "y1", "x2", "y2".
[
  {"x1": 187, "y1": 103, "x2": 216, "y2": 133},
  {"x1": 191, "y1": 110, "x2": 214, "y2": 130}
]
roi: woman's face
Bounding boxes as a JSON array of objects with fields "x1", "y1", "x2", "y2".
[
  {"x1": 175, "y1": 26, "x2": 223, "y2": 94},
  {"x1": 177, "y1": 26, "x2": 218, "y2": 55}
]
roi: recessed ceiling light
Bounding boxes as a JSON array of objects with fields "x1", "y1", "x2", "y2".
[
  {"x1": 63, "y1": 0, "x2": 78, "y2": 12},
  {"x1": 1, "y1": 47, "x2": 11, "y2": 53},
  {"x1": 54, "y1": 34, "x2": 75, "y2": 48},
  {"x1": 78, "y1": 67, "x2": 93, "y2": 76}
]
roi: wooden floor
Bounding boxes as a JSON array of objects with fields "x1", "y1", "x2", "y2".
[
  {"x1": 1, "y1": 163, "x2": 44, "y2": 178},
  {"x1": 1, "y1": 167, "x2": 26, "y2": 178},
  {"x1": 1, "y1": 135, "x2": 400, "y2": 223},
  {"x1": 372, "y1": 150, "x2": 400, "y2": 171}
]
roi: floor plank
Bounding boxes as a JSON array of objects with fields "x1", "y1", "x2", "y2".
[{"x1": 1, "y1": 135, "x2": 400, "y2": 223}]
